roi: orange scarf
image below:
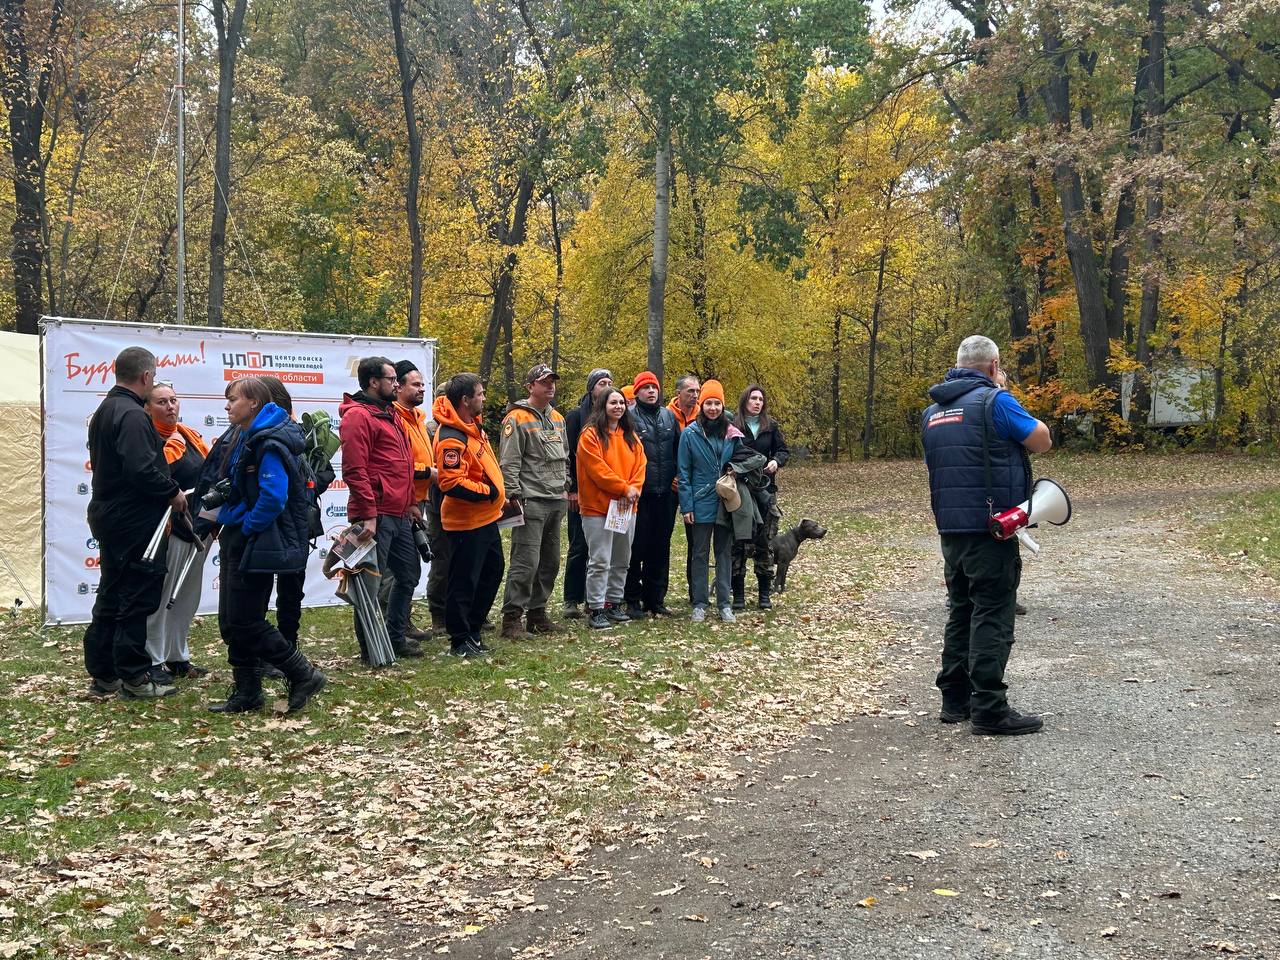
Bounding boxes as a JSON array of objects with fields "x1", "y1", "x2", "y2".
[{"x1": 153, "y1": 419, "x2": 211, "y2": 464}]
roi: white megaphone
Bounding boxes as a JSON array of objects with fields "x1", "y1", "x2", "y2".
[{"x1": 989, "y1": 478, "x2": 1072, "y2": 555}]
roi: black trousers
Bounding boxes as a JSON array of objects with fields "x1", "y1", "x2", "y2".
[
  {"x1": 936, "y1": 533, "x2": 1022, "y2": 722},
  {"x1": 83, "y1": 520, "x2": 167, "y2": 683},
  {"x1": 563, "y1": 508, "x2": 587, "y2": 605},
  {"x1": 445, "y1": 522, "x2": 504, "y2": 644},
  {"x1": 624, "y1": 490, "x2": 677, "y2": 609},
  {"x1": 218, "y1": 528, "x2": 296, "y2": 670},
  {"x1": 275, "y1": 571, "x2": 305, "y2": 649}
]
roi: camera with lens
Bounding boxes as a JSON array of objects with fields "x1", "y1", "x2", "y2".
[
  {"x1": 201, "y1": 478, "x2": 234, "y2": 511},
  {"x1": 412, "y1": 521, "x2": 433, "y2": 563}
]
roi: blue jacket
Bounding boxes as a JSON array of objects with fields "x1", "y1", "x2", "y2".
[
  {"x1": 219, "y1": 403, "x2": 312, "y2": 572},
  {"x1": 678, "y1": 420, "x2": 743, "y2": 523},
  {"x1": 922, "y1": 369, "x2": 1030, "y2": 534}
]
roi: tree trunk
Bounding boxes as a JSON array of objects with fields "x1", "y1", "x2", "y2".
[
  {"x1": 1, "y1": 0, "x2": 62, "y2": 333},
  {"x1": 1105, "y1": 40, "x2": 1150, "y2": 346},
  {"x1": 208, "y1": 0, "x2": 247, "y2": 328},
  {"x1": 829, "y1": 309, "x2": 841, "y2": 462},
  {"x1": 1132, "y1": 0, "x2": 1166, "y2": 424},
  {"x1": 646, "y1": 124, "x2": 672, "y2": 384},
  {"x1": 1038, "y1": 21, "x2": 1111, "y2": 392},
  {"x1": 478, "y1": 170, "x2": 535, "y2": 384},
  {"x1": 549, "y1": 188, "x2": 564, "y2": 371},
  {"x1": 389, "y1": 0, "x2": 422, "y2": 337},
  {"x1": 862, "y1": 242, "x2": 889, "y2": 460}
]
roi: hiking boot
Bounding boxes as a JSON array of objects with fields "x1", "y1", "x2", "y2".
[
  {"x1": 1015, "y1": 602, "x2": 1028, "y2": 616},
  {"x1": 121, "y1": 675, "x2": 178, "y2": 700},
  {"x1": 209, "y1": 668, "x2": 265, "y2": 713},
  {"x1": 405, "y1": 621, "x2": 432, "y2": 641},
  {"x1": 719, "y1": 606, "x2": 737, "y2": 623},
  {"x1": 430, "y1": 613, "x2": 447, "y2": 637},
  {"x1": 86, "y1": 677, "x2": 121, "y2": 699},
  {"x1": 624, "y1": 602, "x2": 646, "y2": 621},
  {"x1": 972, "y1": 709, "x2": 1043, "y2": 737},
  {"x1": 449, "y1": 637, "x2": 486, "y2": 658},
  {"x1": 167, "y1": 660, "x2": 209, "y2": 679},
  {"x1": 731, "y1": 573, "x2": 746, "y2": 611},
  {"x1": 279, "y1": 651, "x2": 327, "y2": 713},
  {"x1": 562, "y1": 602, "x2": 584, "y2": 620},
  {"x1": 649, "y1": 603, "x2": 675, "y2": 617},
  {"x1": 393, "y1": 639, "x2": 425, "y2": 658},
  {"x1": 604, "y1": 603, "x2": 630, "y2": 623},
  {"x1": 587, "y1": 609, "x2": 613, "y2": 630},
  {"x1": 501, "y1": 611, "x2": 532, "y2": 640},
  {"x1": 757, "y1": 575, "x2": 773, "y2": 610},
  {"x1": 526, "y1": 609, "x2": 567, "y2": 634},
  {"x1": 690, "y1": 606, "x2": 707, "y2": 623},
  {"x1": 939, "y1": 703, "x2": 970, "y2": 724}
]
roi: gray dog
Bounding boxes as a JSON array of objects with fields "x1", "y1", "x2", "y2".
[{"x1": 770, "y1": 518, "x2": 827, "y2": 592}]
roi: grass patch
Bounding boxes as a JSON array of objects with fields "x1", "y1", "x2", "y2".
[{"x1": 1193, "y1": 487, "x2": 1280, "y2": 580}]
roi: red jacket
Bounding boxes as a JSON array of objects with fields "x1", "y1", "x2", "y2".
[{"x1": 339, "y1": 392, "x2": 414, "y2": 521}]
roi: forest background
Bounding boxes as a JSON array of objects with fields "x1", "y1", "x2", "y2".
[{"x1": 0, "y1": 0, "x2": 1276, "y2": 458}]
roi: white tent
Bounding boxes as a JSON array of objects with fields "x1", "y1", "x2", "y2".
[{"x1": 0, "y1": 330, "x2": 41, "y2": 608}]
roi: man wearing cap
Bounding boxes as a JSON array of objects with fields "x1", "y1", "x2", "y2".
[
  {"x1": 562, "y1": 368, "x2": 614, "y2": 619},
  {"x1": 498, "y1": 365, "x2": 570, "y2": 637},
  {"x1": 623, "y1": 371, "x2": 680, "y2": 618}
]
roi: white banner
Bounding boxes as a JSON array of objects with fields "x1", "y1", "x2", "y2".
[{"x1": 41, "y1": 317, "x2": 436, "y2": 625}]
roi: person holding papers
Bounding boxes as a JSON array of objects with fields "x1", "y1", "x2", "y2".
[{"x1": 575, "y1": 388, "x2": 647, "y2": 631}]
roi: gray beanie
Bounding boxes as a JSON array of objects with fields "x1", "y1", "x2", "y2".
[{"x1": 586, "y1": 368, "x2": 613, "y2": 395}]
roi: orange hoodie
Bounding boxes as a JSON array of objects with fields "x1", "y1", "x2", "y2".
[
  {"x1": 393, "y1": 401, "x2": 434, "y2": 502},
  {"x1": 667, "y1": 397, "x2": 696, "y2": 432},
  {"x1": 431, "y1": 394, "x2": 505, "y2": 531},
  {"x1": 576, "y1": 425, "x2": 647, "y2": 518}
]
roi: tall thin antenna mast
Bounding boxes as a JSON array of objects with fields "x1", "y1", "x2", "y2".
[{"x1": 175, "y1": 0, "x2": 186, "y2": 325}]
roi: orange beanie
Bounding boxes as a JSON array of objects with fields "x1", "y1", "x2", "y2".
[{"x1": 699, "y1": 379, "x2": 725, "y2": 406}]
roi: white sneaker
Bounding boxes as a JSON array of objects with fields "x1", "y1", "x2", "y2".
[
  {"x1": 719, "y1": 606, "x2": 736, "y2": 623},
  {"x1": 691, "y1": 606, "x2": 707, "y2": 623}
]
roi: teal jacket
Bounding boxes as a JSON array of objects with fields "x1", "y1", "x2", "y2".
[{"x1": 677, "y1": 420, "x2": 743, "y2": 524}]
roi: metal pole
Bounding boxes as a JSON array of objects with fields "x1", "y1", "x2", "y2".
[{"x1": 175, "y1": 0, "x2": 186, "y2": 325}]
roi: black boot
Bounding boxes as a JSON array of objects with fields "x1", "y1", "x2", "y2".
[
  {"x1": 731, "y1": 573, "x2": 746, "y2": 611},
  {"x1": 278, "y1": 651, "x2": 327, "y2": 713},
  {"x1": 208, "y1": 667, "x2": 265, "y2": 713},
  {"x1": 757, "y1": 574, "x2": 773, "y2": 610}
]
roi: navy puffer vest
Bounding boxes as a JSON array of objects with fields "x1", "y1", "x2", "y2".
[
  {"x1": 922, "y1": 369, "x2": 1030, "y2": 534},
  {"x1": 236, "y1": 419, "x2": 312, "y2": 573}
]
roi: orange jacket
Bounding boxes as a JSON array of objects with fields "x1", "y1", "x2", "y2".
[
  {"x1": 431, "y1": 394, "x2": 505, "y2": 531},
  {"x1": 667, "y1": 397, "x2": 696, "y2": 432},
  {"x1": 576, "y1": 425, "x2": 647, "y2": 518},
  {"x1": 393, "y1": 401, "x2": 434, "y2": 503}
]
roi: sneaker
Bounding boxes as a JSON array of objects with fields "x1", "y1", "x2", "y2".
[
  {"x1": 972, "y1": 709, "x2": 1043, "y2": 736},
  {"x1": 605, "y1": 604, "x2": 631, "y2": 623},
  {"x1": 587, "y1": 609, "x2": 613, "y2": 630},
  {"x1": 719, "y1": 606, "x2": 737, "y2": 623},
  {"x1": 562, "y1": 602, "x2": 584, "y2": 620},
  {"x1": 939, "y1": 704, "x2": 970, "y2": 724},
  {"x1": 167, "y1": 661, "x2": 209, "y2": 679},
  {"x1": 121, "y1": 676, "x2": 178, "y2": 700},
  {"x1": 691, "y1": 606, "x2": 707, "y2": 623},
  {"x1": 1015, "y1": 603, "x2": 1028, "y2": 616},
  {"x1": 624, "y1": 603, "x2": 646, "y2": 620},
  {"x1": 449, "y1": 638, "x2": 487, "y2": 658},
  {"x1": 149, "y1": 665, "x2": 176, "y2": 686},
  {"x1": 86, "y1": 677, "x2": 122, "y2": 699}
]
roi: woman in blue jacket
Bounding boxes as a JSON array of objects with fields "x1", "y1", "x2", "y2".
[
  {"x1": 208, "y1": 376, "x2": 326, "y2": 714},
  {"x1": 677, "y1": 379, "x2": 743, "y2": 623}
]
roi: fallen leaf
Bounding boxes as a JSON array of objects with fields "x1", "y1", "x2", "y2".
[
  {"x1": 653, "y1": 884, "x2": 685, "y2": 897},
  {"x1": 931, "y1": 889, "x2": 959, "y2": 897},
  {"x1": 905, "y1": 850, "x2": 939, "y2": 862},
  {"x1": 1100, "y1": 927, "x2": 1118, "y2": 938},
  {"x1": 969, "y1": 839, "x2": 1000, "y2": 849},
  {"x1": 855, "y1": 896, "x2": 877, "y2": 908},
  {"x1": 680, "y1": 914, "x2": 707, "y2": 923},
  {"x1": 1204, "y1": 942, "x2": 1241, "y2": 955},
  {"x1": 462, "y1": 925, "x2": 484, "y2": 935}
]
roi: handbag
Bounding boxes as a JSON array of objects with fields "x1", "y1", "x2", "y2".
[{"x1": 715, "y1": 472, "x2": 742, "y2": 512}]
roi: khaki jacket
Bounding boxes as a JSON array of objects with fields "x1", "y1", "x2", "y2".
[{"x1": 499, "y1": 400, "x2": 569, "y2": 501}]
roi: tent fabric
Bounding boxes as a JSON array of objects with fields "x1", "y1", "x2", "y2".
[{"x1": 0, "y1": 330, "x2": 42, "y2": 607}]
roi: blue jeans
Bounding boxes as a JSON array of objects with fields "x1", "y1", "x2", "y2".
[{"x1": 356, "y1": 513, "x2": 420, "y2": 650}]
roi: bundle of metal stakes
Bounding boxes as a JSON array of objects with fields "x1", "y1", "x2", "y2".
[{"x1": 323, "y1": 525, "x2": 396, "y2": 668}]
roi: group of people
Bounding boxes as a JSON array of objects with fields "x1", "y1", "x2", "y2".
[{"x1": 78, "y1": 348, "x2": 791, "y2": 710}]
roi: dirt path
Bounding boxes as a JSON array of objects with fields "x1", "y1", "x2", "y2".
[{"x1": 445, "y1": 489, "x2": 1280, "y2": 960}]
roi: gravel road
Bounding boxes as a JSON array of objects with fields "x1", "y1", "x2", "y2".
[{"x1": 447, "y1": 490, "x2": 1280, "y2": 960}]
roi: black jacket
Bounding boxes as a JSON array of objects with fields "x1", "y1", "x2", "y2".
[
  {"x1": 86, "y1": 385, "x2": 178, "y2": 538},
  {"x1": 565, "y1": 392, "x2": 594, "y2": 494},
  {"x1": 737, "y1": 417, "x2": 790, "y2": 494},
  {"x1": 631, "y1": 399, "x2": 679, "y2": 495}
]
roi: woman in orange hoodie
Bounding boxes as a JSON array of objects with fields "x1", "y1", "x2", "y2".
[{"x1": 576, "y1": 388, "x2": 647, "y2": 630}]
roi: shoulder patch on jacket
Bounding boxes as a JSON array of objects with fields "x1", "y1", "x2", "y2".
[
  {"x1": 503, "y1": 419, "x2": 515, "y2": 437},
  {"x1": 442, "y1": 447, "x2": 462, "y2": 469}
]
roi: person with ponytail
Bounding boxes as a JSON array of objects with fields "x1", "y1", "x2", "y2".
[
  {"x1": 142, "y1": 381, "x2": 211, "y2": 683},
  {"x1": 206, "y1": 376, "x2": 327, "y2": 714}
]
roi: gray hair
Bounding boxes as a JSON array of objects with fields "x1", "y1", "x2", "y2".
[
  {"x1": 956, "y1": 335, "x2": 999, "y2": 369},
  {"x1": 674, "y1": 374, "x2": 699, "y2": 392}
]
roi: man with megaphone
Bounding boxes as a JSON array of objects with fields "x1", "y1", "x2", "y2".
[{"x1": 922, "y1": 336, "x2": 1053, "y2": 736}]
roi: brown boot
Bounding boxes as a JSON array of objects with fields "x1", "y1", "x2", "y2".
[
  {"x1": 527, "y1": 608, "x2": 567, "y2": 634},
  {"x1": 430, "y1": 612, "x2": 447, "y2": 637},
  {"x1": 405, "y1": 620, "x2": 431, "y2": 641},
  {"x1": 501, "y1": 610, "x2": 531, "y2": 639}
]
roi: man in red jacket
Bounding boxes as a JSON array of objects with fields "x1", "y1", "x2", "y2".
[{"x1": 339, "y1": 356, "x2": 423, "y2": 661}]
